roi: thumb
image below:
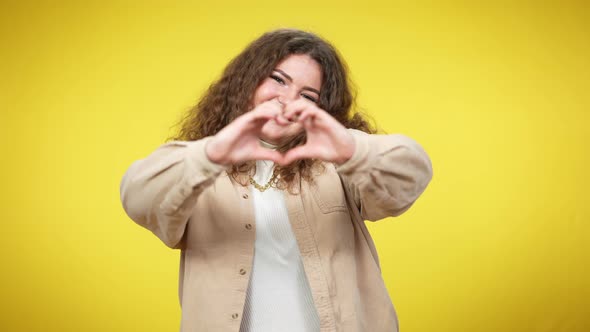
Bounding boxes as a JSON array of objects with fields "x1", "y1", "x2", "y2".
[
  {"x1": 253, "y1": 147, "x2": 285, "y2": 164},
  {"x1": 280, "y1": 145, "x2": 314, "y2": 166}
]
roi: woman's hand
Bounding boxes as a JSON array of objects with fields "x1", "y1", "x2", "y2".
[
  {"x1": 206, "y1": 98, "x2": 355, "y2": 166},
  {"x1": 280, "y1": 99, "x2": 355, "y2": 166},
  {"x1": 205, "y1": 100, "x2": 288, "y2": 165}
]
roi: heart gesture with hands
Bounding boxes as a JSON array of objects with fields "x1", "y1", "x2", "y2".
[
  {"x1": 205, "y1": 98, "x2": 355, "y2": 167},
  {"x1": 205, "y1": 99, "x2": 287, "y2": 165},
  {"x1": 280, "y1": 99, "x2": 355, "y2": 165}
]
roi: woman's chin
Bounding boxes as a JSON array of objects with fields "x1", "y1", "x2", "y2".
[
  {"x1": 260, "y1": 133, "x2": 288, "y2": 145},
  {"x1": 260, "y1": 123, "x2": 302, "y2": 144}
]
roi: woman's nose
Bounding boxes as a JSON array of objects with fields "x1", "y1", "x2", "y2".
[{"x1": 278, "y1": 89, "x2": 297, "y2": 104}]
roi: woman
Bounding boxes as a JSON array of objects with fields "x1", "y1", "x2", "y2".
[{"x1": 120, "y1": 29, "x2": 432, "y2": 332}]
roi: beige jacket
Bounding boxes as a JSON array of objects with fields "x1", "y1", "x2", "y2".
[{"x1": 120, "y1": 129, "x2": 433, "y2": 332}]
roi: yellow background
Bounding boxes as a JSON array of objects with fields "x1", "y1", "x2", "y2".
[{"x1": 1, "y1": 1, "x2": 588, "y2": 331}]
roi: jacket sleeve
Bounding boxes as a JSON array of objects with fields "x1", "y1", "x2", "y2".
[
  {"x1": 119, "y1": 137, "x2": 228, "y2": 248},
  {"x1": 336, "y1": 129, "x2": 433, "y2": 221}
]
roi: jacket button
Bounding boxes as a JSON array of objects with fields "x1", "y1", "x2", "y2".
[
  {"x1": 239, "y1": 268, "x2": 247, "y2": 275},
  {"x1": 232, "y1": 313, "x2": 239, "y2": 319},
  {"x1": 242, "y1": 193, "x2": 248, "y2": 199},
  {"x1": 245, "y1": 224, "x2": 252, "y2": 230}
]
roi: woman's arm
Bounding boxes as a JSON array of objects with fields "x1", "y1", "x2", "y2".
[
  {"x1": 120, "y1": 137, "x2": 227, "y2": 248},
  {"x1": 120, "y1": 101, "x2": 293, "y2": 248},
  {"x1": 278, "y1": 100, "x2": 432, "y2": 219},
  {"x1": 336, "y1": 129, "x2": 433, "y2": 221}
]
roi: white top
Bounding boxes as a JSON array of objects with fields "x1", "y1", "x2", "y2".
[{"x1": 239, "y1": 159, "x2": 320, "y2": 332}]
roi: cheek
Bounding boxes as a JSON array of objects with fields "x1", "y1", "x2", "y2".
[{"x1": 253, "y1": 82, "x2": 278, "y2": 105}]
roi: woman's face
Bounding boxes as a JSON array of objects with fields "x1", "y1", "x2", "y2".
[{"x1": 252, "y1": 54, "x2": 323, "y2": 145}]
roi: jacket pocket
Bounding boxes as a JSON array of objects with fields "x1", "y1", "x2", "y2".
[{"x1": 309, "y1": 169, "x2": 348, "y2": 214}]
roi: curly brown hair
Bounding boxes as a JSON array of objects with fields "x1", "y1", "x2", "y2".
[{"x1": 171, "y1": 28, "x2": 375, "y2": 192}]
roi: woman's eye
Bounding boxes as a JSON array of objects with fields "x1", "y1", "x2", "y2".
[
  {"x1": 270, "y1": 75, "x2": 285, "y2": 85},
  {"x1": 301, "y1": 94, "x2": 317, "y2": 103}
]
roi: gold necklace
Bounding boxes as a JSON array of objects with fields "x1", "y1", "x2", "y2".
[{"x1": 249, "y1": 167, "x2": 279, "y2": 192}]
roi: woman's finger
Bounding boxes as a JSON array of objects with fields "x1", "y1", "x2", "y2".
[
  {"x1": 283, "y1": 99, "x2": 310, "y2": 118},
  {"x1": 274, "y1": 113, "x2": 291, "y2": 126},
  {"x1": 284, "y1": 107, "x2": 304, "y2": 121},
  {"x1": 252, "y1": 147, "x2": 285, "y2": 164},
  {"x1": 249, "y1": 103, "x2": 282, "y2": 121},
  {"x1": 297, "y1": 109, "x2": 317, "y2": 127},
  {"x1": 280, "y1": 145, "x2": 315, "y2": 166}
]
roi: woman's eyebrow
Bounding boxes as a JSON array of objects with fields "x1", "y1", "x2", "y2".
[
  {"x1": 274, "y1": 69, "x2": 320, "y2": 95},
  {"x1": 274, "y1": 69, "x2": 293, "y2": 82}
]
